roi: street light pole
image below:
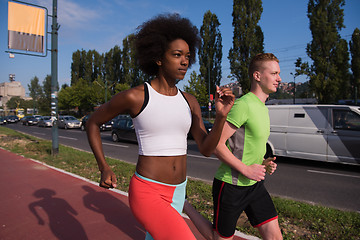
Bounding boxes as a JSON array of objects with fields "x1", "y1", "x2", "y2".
[
  {"x1": 290, "y1": 72, "x2": 296, "y2": 104},
  {"x1": 51, "y1": 0, "x2": 59, "y2": 155}
]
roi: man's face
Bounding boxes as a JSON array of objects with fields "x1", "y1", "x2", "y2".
[{"x1": 257, "y1": 61, "x2": 281, "y2": 94}]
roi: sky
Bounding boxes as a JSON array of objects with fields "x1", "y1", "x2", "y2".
[{"x1": 1, "y1": 0, "x2": 359, "y2": 96}]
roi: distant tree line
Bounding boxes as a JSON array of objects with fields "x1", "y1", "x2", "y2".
[{"x1": 11, "y1": 0, "x2": 360, "y2": 116}]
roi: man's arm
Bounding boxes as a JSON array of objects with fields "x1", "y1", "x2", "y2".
[{"x1": 214, "y1": 121, "x2": 266, "y2": 182}]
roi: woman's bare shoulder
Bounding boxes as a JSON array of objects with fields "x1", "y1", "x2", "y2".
[
  {"x1": 109, "y1": 84, "x2": 146, "y2": 116},
  {"x1": 181, "y1": 91, "x2": 200, "y2": 111}
]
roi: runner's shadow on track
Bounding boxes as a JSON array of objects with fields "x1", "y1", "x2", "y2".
[
  {"x1": 29, "y1": 188, "x2": 88, "y2": 240},
  {"x1": 82, "y1": 185, "x2": 145, "y2": 239}
]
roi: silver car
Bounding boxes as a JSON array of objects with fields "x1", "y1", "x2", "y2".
[
  {"x1": 38, "y1": 116, "x2": 53, "y2": 127},
  {"x1": 58, "y1": 115, "x2": 81, "y2": 129}
]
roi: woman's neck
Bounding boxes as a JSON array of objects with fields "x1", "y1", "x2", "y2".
[{"x1": 151, "y1": 77, "x2": 178, "y2": 96}]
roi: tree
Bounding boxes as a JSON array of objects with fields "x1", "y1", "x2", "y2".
[
  {"x1": 58, "y1": 84, "x2": 75, "y2": 113},
  {"x1": 198, "y1": 10, "x2": 222, "y2": 97},
  {"x1": 228, "y1": 0, "x2": 264, "y2": 93},
  {"x1": 71, "y1": 50, "x2": 85, "y2": 85},
  {"x1": 114, "y1": 83, "x2": 131, "y2": 94},
  {"x1": 349, "y1": 28, "x2": 360, "y2": 102},
  {"x1": 122, "y1": 34, "x2": 152, "y2": 87},
  {"x1": 306, "y1": 0, "x2": 351, "y2": 103},
  {"x1": 92, "y1": 50, "x2": 103, "y2": 83},
  {"x1": 183, "y1": 71, "x2": 208, "y2": 106},
  {"x1": 6, "y1": 96, "x2": 26, "y2": 109},
  {"x1": 58, "y1": 78, "x2": 93, "y2": 115},
  {"x1": 104, "y1": 45, "x2": 122, "y2": 96},
  {"x1": 28, "y1": 76, "x2": 43, "y2": 110},
  {"x1": 38, "y1": 75, "x2": 52, "y2": 114}
]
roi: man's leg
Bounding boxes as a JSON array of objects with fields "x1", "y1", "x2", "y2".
[{"x1": 257, "y1": 218, "x2": 282, "y2": 240}]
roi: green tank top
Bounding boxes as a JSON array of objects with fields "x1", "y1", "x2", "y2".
[{"x1": 214, "y1": 92, "x2": 270, "y2": 186}]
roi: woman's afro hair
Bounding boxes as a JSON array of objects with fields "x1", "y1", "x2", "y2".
[{"x1": 135, "y1": 13, "x2": 200, "y2": 76}]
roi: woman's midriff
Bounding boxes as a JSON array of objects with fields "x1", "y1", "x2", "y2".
[{"x1": 136, "y1": 155, "x2": 187, "y2": 185}]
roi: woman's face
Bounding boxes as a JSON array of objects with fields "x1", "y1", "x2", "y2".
[{"x1": 158, "y1": 39, "x2": 190, "y2": 81}]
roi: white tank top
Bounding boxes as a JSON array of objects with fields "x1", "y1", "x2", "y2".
[{"x1": 132, "y1": 82, "x2": 192, "y2": 156}]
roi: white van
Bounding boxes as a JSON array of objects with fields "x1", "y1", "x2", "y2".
[{"x1": 266, "y1": 105, "x2": 360, "y2": 165}]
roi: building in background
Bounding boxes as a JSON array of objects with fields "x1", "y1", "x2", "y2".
[{"x1": 0, "y1": 74, "x2": 27, "y2": 115}]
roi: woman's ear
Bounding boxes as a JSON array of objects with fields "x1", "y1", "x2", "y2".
[{"x1": 156, "y1": 60, "x2": 162, "y2": 66}]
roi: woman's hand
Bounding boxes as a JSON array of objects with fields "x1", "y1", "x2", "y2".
[
  {"x1": 99, "y1": 167, "x2": 117, "y2": 189},
  {"x1": 214, "y1": 86, "x2": 235, "y2": 118}
]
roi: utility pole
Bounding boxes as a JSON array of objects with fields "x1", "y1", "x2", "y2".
[
  {"x1": 290, "y1": 72, "x2": 296, "y2": 104},
  {"x1": 51, "y1": 0, "x2": 59, "y2": 155}
]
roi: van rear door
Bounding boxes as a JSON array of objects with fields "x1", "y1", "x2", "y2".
[{"x1": 328, "y1": 107, "x2": 360, "y2": 164}]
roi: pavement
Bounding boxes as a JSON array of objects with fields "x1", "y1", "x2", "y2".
[{"x1": 0, "y1": 147, "x2": 257, "y2": 240}]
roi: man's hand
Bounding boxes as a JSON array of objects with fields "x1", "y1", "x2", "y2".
[
  {"x1": 263, "y1": 157, "x2": 277, "y2": 175},
  {"x1": 99, "y1": 168, "x2": 117, "y2": 189},
  {"x1": 242, "y1": 164, "x2": 266, "y2": 182}
]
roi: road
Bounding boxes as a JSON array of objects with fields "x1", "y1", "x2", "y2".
[{"x1": 3, "y1": 123, "x2": 360, "y2": 213}]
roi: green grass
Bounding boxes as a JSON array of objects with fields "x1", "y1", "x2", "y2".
[{"x1": 0, "y1": 126, "x2": 359, "y2": 240}]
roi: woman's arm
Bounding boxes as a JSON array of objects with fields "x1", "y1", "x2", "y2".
[{"x1": 86, "y1": 87, "x2": 143, "y2": 188}]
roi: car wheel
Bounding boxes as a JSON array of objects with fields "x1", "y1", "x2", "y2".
[
  {"x1": 112, "y1": 132, "x2": 119, "y2": 142},
  {"x1": 64, "y1": 124, "x2": 68, "y2": 130}
]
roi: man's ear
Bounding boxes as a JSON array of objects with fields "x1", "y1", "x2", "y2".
[{"x1": 253, "y1": 71, "x2": 261, "y2": 82}]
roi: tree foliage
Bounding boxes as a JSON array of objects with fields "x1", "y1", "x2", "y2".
[
  {"x1": 28, "y1": 76, "x2": 42, "y2": 101},
  {"x1": 198, "y1": 10, "x2": 222, "y2": 97},
  {"x1": 6, "y1": 96, "x2": 26, "y2": 109},
  {"x1": 104, "y1": 45, "x2": 122, "y2": 96},
  {"x1": 37, "y1": 75, "x2": 52, "y2": 114},
  {"x1": 122, "y1": 34, "x2": 151, "y2": 87},
  {"x1": 183, "y1": 71, "x2": 208, "y2": 106},
  {"x1": 306, "y1": 0, "x2": 350, "y2": 103},
  {"x1": 350, "y1": 28, "x2": 360, "y2": 101},
  {"x1": 228, "y1": 0, "x2": 264, "y2": 93}
]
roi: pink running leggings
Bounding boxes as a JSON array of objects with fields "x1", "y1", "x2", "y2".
[{"x1": 128, "y1": 172, "x2": 196, "y2": 240}]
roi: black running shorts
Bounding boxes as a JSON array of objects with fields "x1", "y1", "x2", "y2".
[{"x1": 212, "y1": 178, "x2": 278, "y2": 238}]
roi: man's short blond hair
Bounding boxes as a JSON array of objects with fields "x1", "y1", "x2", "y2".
[{"x1": 248, "y1": 53, "x2": 279, "y2": 80}]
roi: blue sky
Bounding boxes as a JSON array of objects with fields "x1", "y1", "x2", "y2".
[{"x1": 1, "y1": 0, "x2": 359, "y2": 96}]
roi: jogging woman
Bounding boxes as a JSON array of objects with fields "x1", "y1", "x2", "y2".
[{"x1": 86, "y1": 13, "x2": 234, "y2": 240}]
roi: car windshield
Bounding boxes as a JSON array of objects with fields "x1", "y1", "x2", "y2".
[
  {"x1": 43, "y1": 116, "x2": 51, "y2": 120},
  {"x1": 65, "y1": 116, "x2": 77, "y2": 121}
]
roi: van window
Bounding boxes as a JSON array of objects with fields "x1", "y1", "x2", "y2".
[
  {"x1": 333, "y1": 110, "x2": 360, "y2": 130},
  {"x1": 294, "y1": 113, "x2": 305, "y2": 118},
  {"x1": 289, "y1": 107, "x2": 327, "y2": 129}
]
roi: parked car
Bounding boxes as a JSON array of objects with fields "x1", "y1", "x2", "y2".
[
  {"x1": 58, "y1": 115, "x2": 81, "y2": 129},
  {"x1": 38, "y1": 116, "x2": 53, "y2": 127},
  {"x1": 111, "y1": 115, "x2": 137, "y2": 143},
  {"x1": 266, "y1": 104, "x2": 360, "y2": 165},
  {"x1": 80, "y1": 114, "x2": 90, "y2": 131},
  {"x1": 20, "y1": 116, "x2": 32, "y2": 125},
  {"x1": 5, "y1": 115, "x2": 19, "y2": 123},
  {"x1": 81, "y1": 114, "x2": 114, "y2": 131},
  {"x1": 0, "y1": 116, "x2": 6, "y2": 125},
  {"x1": 22, "y1": 116, "x2": 39, "y2": 126}
]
